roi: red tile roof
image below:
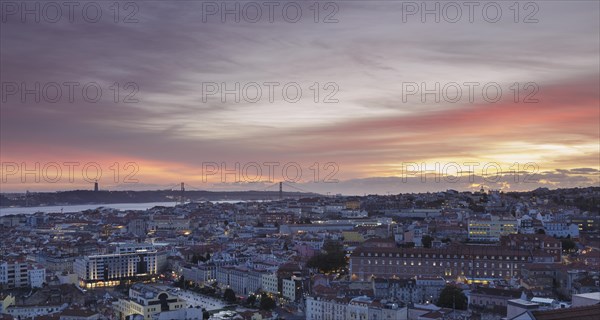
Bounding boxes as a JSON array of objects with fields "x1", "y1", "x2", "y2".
[{"x1": 531, "y1": 304, "x2": 600, "y2": 320}]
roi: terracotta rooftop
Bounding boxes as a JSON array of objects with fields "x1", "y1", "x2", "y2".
[
  {"x1": 530, "y1": 303, "x2": 600, "y2": 320},
  {"x1": 471, "y1": 287, "x2": 523, "y2": 299}
]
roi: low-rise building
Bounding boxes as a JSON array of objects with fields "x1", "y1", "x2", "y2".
[
  {"x1": 113, "y1": 284, "x2": 186, "y2": 320},
  {"x1": 469, "y1": 287, "x2": 525, "y2": 314},
  {"x1": 5, "y1": 304, "x2": 66, "y2": 319},
  {"x1": 306, "y1": 295, "x2": 407, "y2": 320},
  {"x1": 543, "y1": 221, "x2": 579, "y2": 239},
  {"x1": 0, "y1": 293, "x2": 15, "y2": 314},
  {"x1": 59, "y1": 308, "x2": 101, "y2": 320},
  {"x1": 572, "y1": 292, "x2": 600, "y2": 307}
]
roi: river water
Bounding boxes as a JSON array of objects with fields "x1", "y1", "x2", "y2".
[{"x1": 0, "y1": 200, "x2": 248, "y2": 216}]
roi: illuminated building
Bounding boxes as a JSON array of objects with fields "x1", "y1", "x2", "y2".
[
  {"x1": 74, "y1": 244, "x2": 158, "y2": 289},
  {"x1": 468, "y1": 217, "x2": 518, "y2": 242}
]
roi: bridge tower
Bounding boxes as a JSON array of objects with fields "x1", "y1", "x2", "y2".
[{"x1": 279, "y1": 182, "x2": 283, "y2": 200}]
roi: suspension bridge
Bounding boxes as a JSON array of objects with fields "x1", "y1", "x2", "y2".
[{"x1": 160, "y1": 181, "x2": 320, "y2": 204}]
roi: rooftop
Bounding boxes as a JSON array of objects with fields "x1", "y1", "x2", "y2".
[{"x1": 530, "y1": 303, "x2": 600, "y2": 320}]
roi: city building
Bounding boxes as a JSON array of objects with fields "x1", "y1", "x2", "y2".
[
  {"x1": 468, "y1": 217, "x2": 518, "y2": 242},
  {"x1": 261, "y1": 272, "x2": 279, "y2": 295},
  {"x1": 0, "y1": 293, "x2": 15, "y2": 314},
  {"x1": 74, "y1": 244, "x2": 159, "y2": 288},
  {"x1": 570, "y1": 216, "x2": 600, "y2": 232},
  {"x1": 469, "y1": 287, "x2": 525, "y2": 313},
  {"x1": 306, "y1": 295, "x2": 408, "y2": 320},
  {"x1": 282, "y1": 276, "x2": 303, "y2": 302},
  {"x1": 59, "y1": 308, "x2": 101, "y2": 320},
  {"x1": 113, "y1": 284, "x2": 186, "y2": 320},
  {"x1": 181, "y1": 263, "x2": 216, "y2": 285},
  {"x1": 542, "y1": 221, "x2": 580, "y2": 239},
  {"x1": 4, "y1": 304, "x2": 66, "y2": 319},
  {"x1": 372, "y1": 275, "x2": 445, "y2": 304},
  {"x1": 571, "y1": 292, "x2": 600, "y2": 307},
  {"x1": 0, "y1": 260, "x2": 46, "y2": 288},
  {"x1": 28, "y1": 265, "x2": 46, "y2": 288},
  {"x1": 350, "y1": 244, "x2": 555, "y2": 282},
  {"x1": 500, "y1": 234, "x2": 562, "y2": 262},
  {"x1": 508, "y1": 303, "x2": 600, "y2": 320}
]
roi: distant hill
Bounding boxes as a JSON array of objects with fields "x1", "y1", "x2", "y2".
[{"x1": 0, "y1": 190, "x2": 319, "y2": 207}]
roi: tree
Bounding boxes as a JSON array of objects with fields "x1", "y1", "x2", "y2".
[
  {"x1": 561, "y1": 239, "x2": 577, "y2": 253},
  {"x1": 202, "y1": 308, "x2": 210, "y2": 320},
  {"x1": 260, "y1": 293, "x2": 276, "y2": 310},
  {"x1": 175, "y1": 275, "x2": 185, "y2": 288},
  {"x1": 192, "y1": 254, "x2": 207, "y2": 264},
  {"x1": 437, "y1": 285, "x2": 468, "y2": 310},
  {"x1": 307, "y1": 240, "x2": 347, "y2": 273},
  {"x1": 298, "y1": 218, "x2": 312, "y2": 224},
  {"x1": 223, "y1": 288, "x2": 236, "y2": 303},
  {"x1": 246, "y1": 294, "x2": 257, "y2": 306},
  {"x1": 422, "y1": 235, "x2": 434, "y2": 248},
  {"x1": 402, "y1": 242, "x2": 415, "y2": 248}
]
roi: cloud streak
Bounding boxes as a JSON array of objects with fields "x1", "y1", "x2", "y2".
[{"x1": 1, "y1": 1, "x2": 598, "y2": 193}]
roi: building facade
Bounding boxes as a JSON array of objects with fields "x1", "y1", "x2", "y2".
[
  {"x1": 306, "y1": 296, "x2": 408, "y2": 320},
  {"x1": 500, "y1": 234, "x2": 562, "y2": 262},
  {"x1": 372, "y1": 276, "x2": 445, "y2": 304},
  {"x1": 468, "y1": 218, "x2": 518, "y2": 242},
  {"x1": 0, "y1": 260, "x2": 46, "y2": 288},
  {"x1": 349, "y1": 244, "x2": 555, "y2": 282},
  {"x1": 74, "y1": 247, "x2": 158, "y2": 289},
  {"x1": 114, "y1": 284, "x2": 186, "y2": 320}
]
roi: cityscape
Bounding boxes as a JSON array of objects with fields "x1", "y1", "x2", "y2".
[
  {"x1": 1, "y1": 1, "x2": 599, "y2": 320},
  {"x1": 0, "y1": 187, "x2": 599, "y2": 319}
]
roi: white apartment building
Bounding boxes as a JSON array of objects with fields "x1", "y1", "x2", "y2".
[
  {"x1": 261, "y1": 273, "x2": 279, "y2": 295},
  {"x1": 306, "y1": 296, "x2": 408, "y2": 320},
  {"x1": 182, "y1": 264, "x2": 216, "y2": 285},
  {"x1": 0, "y1": 260, "x2": 46, "y2": 288},
  {"x1": 28, "y1": 266, "x2": 46, "y2": 288},
  {"x1": 306, "y1": 296, "x2": 348, "y2": 320},
  {"x1": 282, "y1": 278, "x2": 297, "y2": 301},
  {"x1": 214, "y1": 266, "x2": 266, "y2": 296},
  {"x1": 74, "y1": 246, "x2": 158, "y2": 289},
  {"x1": 114, "y1": 284, "x2": 186, "y2": 320},
  {"x1": 4, "y1": 304, "x2": 66, "y2": 318},
  {"x1": 543, "y1": 221, "x2": 580, "y2": 238}
]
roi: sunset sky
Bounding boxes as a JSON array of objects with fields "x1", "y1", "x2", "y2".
[{"x1": 1, "y1": 1, "x2": 599, "y2": 195}]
